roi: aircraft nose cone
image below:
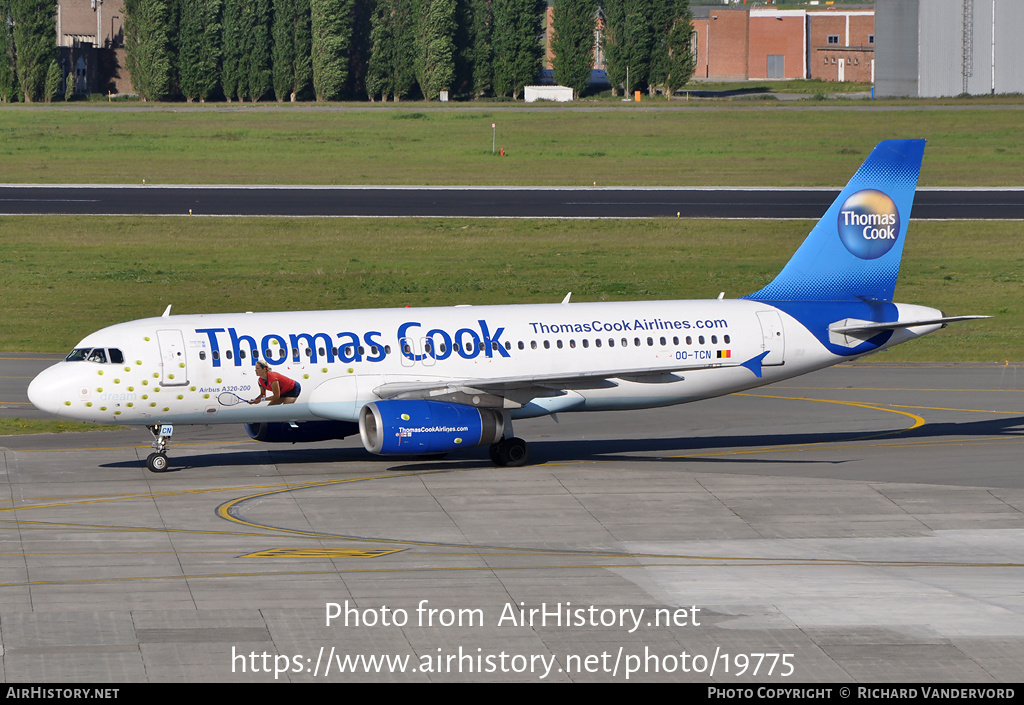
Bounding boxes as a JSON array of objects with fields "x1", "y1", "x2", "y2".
[{"x1": 27, "y1": 364, "x2": 69, "y2": 416}]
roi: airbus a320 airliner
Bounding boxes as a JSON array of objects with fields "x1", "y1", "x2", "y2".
[{"x1": 28, "y1": 140, "x2": 985, "y2": 472}]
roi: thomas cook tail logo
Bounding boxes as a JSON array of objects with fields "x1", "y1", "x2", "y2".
[{"x1": 837, "y1": 189, "x2": 900, "y2": 260}]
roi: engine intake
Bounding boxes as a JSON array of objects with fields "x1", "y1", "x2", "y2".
[{"x1": 359, "y1": 400, "x2": 504, "y2": 456}]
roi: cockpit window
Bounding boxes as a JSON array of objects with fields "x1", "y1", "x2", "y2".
[{"x1": 66, "y1": 347, "x2": 122, "y2": 364}]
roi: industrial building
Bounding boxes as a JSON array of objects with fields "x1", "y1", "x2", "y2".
[
  {"x1": 874, "y1": 0, "x2": 1024, "y2": 97},
  {"x1": 55, "y1": 0, "x2": 129, "y2": 96},
  {"x1": 691, "y1": 4, "x2": 875, "y2": 83}
]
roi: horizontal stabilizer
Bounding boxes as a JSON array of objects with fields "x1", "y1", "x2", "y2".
[
  {"x1": 828, "y1": 315, "x2": 990, "y2": 348},
  {"x1": 829, "y1": 315, "x2": 990, "y2": 335}
]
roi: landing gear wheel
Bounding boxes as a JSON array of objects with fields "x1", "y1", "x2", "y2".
[
  {"x1": 147, "y1": 452, "x2": 169, "y2": 473},
  {"x1": 491, "y1": 437, "x2": 530, "y2": 467},
  {"x1": 147, "y1": 424, "x2": 174, "y2": 473}
]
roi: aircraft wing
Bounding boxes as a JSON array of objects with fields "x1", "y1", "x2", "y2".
[{"x1": 371, "y1": 356, "x2": 765, "y2": 409}]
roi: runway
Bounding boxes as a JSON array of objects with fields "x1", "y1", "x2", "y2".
[
  {"x1": 2, "y1": 355, "x2": 1023, "y2": 681},
  {"x1": 1, "y1": 184, "x2": 1023, "y2": 219}
]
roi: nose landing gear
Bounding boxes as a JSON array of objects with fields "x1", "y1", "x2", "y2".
[{"x1": 147, "y1": 424, "x2": 174, "y2": 473}]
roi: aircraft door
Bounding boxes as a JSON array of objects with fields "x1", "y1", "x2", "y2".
[
  {"x1": 399, "y1": 337, "x2": 415, "y2": 367},
  {"x1": 419, "y1": 338, "x2": 436, "y2": 367},
  {"x1": 398, "y1": 337, "x2": 436, "y2": 367},
  {"x1": 157, "y1": 329, "x2": 189, "y2": 386},
  {"x1": 756, "y1": 311, "x2": 785, "y2": 366}
]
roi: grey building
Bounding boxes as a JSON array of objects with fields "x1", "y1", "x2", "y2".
[
  {"x1": 875, "y1": 0, "x2": 1023, "y2": 97},
  {"x1": 56, "y1": 0, "x2": 129, "y2": 96}
]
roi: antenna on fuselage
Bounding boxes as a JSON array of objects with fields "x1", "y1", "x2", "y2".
[
  {"x1": 162, "y1": 305, "x2": 172, "y2": 317},
  {"x1": 561, "y1": 292, "x2": 572, "y2": 304}
]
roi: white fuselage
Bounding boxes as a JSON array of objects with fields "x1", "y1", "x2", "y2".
[{"x1": 26, "y1": 299, "x2": 943, "y2": 429}]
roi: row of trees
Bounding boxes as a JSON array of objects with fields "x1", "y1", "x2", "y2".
[
  {"x1": 1, "y1": 0, "x2": 62, "y2": 102},
  {"x1": 124, "y1": 0, "x2": 552, "y2": 102},
  {"x1": 552, "y1": 0, "x2": 694, "y2": 99},
  {"x1": 3, "y1": 1, "x2": 694, "y2": 103},
  {"x1": 165, "y1": 0, "x2": 553, "y2": 102}
]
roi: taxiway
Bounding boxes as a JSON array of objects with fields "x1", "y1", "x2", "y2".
[{"x1": 1, "y1": 356, "x2": 1022, "y2": 681}]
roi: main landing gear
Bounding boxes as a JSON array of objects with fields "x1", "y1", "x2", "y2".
[
  {"x1": 489, "y1": 437, "x2": 530, "y2": 467},
  {"x1": 488, "y1": 414, "x2": 530, "y2": 467},
  {"x1": 146, "y1": 424, "x2": 174, "y2": 473}
]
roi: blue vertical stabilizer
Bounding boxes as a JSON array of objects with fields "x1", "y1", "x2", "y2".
[{"x1": 743, "y1": 139, "x2": 926, "y2": 303}]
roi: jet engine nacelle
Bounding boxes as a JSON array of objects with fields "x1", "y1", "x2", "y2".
[
  {"x1": 245, "y1": 420, "x2": 359, "y2": 443},
  {"x1": 359, "y1": 400, "x2": 505, "y2": 456}
]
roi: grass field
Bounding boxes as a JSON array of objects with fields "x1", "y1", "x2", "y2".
[
  {"x1": 2, "y1": 101, "x2": 1018, "y2": 439},
  {"x1": 1, "y1": 104, "x2": 1022, "y2": 185},
  {"x1": 1, "y1": 216, "x2": 1016, "y2": 361},
  {"x1": 0, "y1": 418, "x2": 124, "y2": 434}
]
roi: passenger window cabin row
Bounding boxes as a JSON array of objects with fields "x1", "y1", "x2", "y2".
[
  {"x1": 69, "y1": 335, "x2": 733, "y2": 367},
  {"x1": 193, "y1": 334, "x2": 733, "y2": 363}
]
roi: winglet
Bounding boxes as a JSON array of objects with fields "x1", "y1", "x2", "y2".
[{"x1": 741, "y1": 352, "x2": 770, "y2": 378}]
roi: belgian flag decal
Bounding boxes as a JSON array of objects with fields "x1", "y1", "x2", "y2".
[{"x1": 717, "y1": 350, "x2": 731, "y2": 359}]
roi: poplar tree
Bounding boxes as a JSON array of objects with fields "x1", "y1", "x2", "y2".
[
  {"x1": 364, "y1": 0, "x2": 389, "y2": 100},
  {"x1": 660, "y1": 2, "x2": 694, "y2": 97},
  {"x1": 123, "y1": 0, "x2": 175, "y2": 101},
  {"x1": 450, "y1": 0, "x2": 473, "y2": 96},
  {"x1": 603, "y1": 0, "x2": 656, "y2": 96},
  {"x1": 242, "y1": 0, "x2": 273, "y2": 101},
  {"x1": 221, "y1": 0, "x2": 243, "y2": 100},
  {"x1": 467, "y1": 0, "x2": 493, "y2": 97},
  {"x1": 645, "y1": 0, "x2": 692, "y2": 96},
  {"x1": 311, "y1": 0, "x2": 353, "y2": 101},
  {"x1": 179, "y1": 0, "x2": 222, "y2": 102},
  {"x1": 416, "y1": 0, "x2": 455, "y2": 100},
  {"x1": 550, "y1": 0, "x2": 595, "y2": 99},
  {"x1": 43, "y1": 56, "x2": 59, "y2": 101},
  {"x1": 366, "y1": 0, "x2": 416, "y2": 101},
  {"x1": 273, "y1": 0, "x2": 296, "y2": 99},
  {"x1": 273, "y1": 0, "x2": 312, "y2": 101},
  {"x1": 11, "y1": 0, "x2": 57, "y2": 102},
  {"x1": 344, "y1": 0, "x2": 375, "y2": 98},
  {"x1": 602, "y1": 0, "x2": 625, "y2": 95},
  {"x1": 0, "y1": 0, "x2": 18, "y2": 101},
  {"x1": 492, "y1": 0, "x2": 543, "y2": 99}
]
